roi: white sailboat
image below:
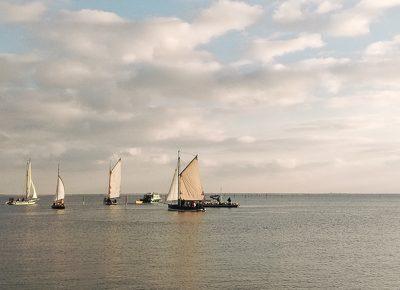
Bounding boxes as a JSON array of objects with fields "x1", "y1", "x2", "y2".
[
  {"x1": 51, "y1": 164, "x2": 65, "y2": 209},
  {"x1": 104, "y1": 158, "x2": 122, "y2": 205},
  {"x1": 6, "y1": 159, "x2": 38, "y2": 205},
  {"x1": 167, "y1": 151, "x2": 205, "y2": 212}
]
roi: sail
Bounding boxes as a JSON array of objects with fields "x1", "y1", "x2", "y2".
[
  {"x1": 31, "y1": 180, "x2": 37, "y2": 199},
  {"x1": 179, "y1": 156, "x2": 204, "y2": 201},
  {"x1": 108, "y1": 158, "x2": 122, "y2": 198},
  {"x1": 25, "y1": 160, "x2": 37, "y2": 199},
  {"x1": 167, "y1": 168, "x2": 179, "y2": 202},
  {"x1": 55, "y1": 176, "x2": 65, "y2": 201}
]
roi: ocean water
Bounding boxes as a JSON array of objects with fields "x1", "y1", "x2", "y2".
[{"x1": 1, "y1": 194, "x2": 400, "y2": 289}]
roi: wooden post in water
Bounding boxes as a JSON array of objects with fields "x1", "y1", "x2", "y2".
[
  {"x1": 125, "y1": 195, "x2": 128, "y2": 206},
  {"x1": 82, "y1": 195, "x2": 85, "y2": 205}
]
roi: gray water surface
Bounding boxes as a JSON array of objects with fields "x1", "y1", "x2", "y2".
[{"x1": 1, "y1": 194, "x2": 400, "y2": 289}]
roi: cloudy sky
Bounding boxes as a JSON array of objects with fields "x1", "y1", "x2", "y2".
[{"x1": 1, "y1": 0, "x2": 400, "y2": 195}]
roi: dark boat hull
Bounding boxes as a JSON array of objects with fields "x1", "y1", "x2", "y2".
[
  {"x1": 103, "y1": 198, "x2": 117, "y2": 205},
  {"x1": 51, "y1": 203, "x2": 65, "y2": 209},
  {"x1": 168, "y1": 204, "x2": 205, "y2": 212},
  {"x1": 203, "y1": 203, "x2": 239, "y2": 208}
]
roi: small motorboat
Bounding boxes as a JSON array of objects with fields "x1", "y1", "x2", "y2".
[
  {"x1": 202, "y1": 195, "x2": 239, "y2": 208},
  {"x1": 136, "y1": 193, "x2": 161, "y2": 204}
]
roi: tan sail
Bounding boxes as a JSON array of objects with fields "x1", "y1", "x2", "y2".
[
  {"x1": 108, "y1": 158, "x2": 122, "y2": 199},
  {"x1": 179, "y1": 156, "x2": 204, "y2": 201}
]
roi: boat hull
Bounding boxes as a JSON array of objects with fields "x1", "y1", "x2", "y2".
[
  {"x1": 6, "y1": 199, "x2": 37, "y2": 205},
  {"x1": 168, "y1": 204, "x2": 205, "y2": 212},
  {"x1": 104, "y1": 197, "x2": 118, "y2": 205},
  {"x1": 202, "y1": 203, "x2": 239, "y2": 208},
  {"x1": 51, "y1": 203, "x2": 65, "y2": 209}
]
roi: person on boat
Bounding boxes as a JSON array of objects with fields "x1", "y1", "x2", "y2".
[{"x1": 227, "y1": 197, "x2": 231, "y2": 204}]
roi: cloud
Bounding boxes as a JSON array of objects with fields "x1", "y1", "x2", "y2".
[
  {"x1": 2, "y1": 1, "x2": 400, "y2": 194},
  {"x1": 37, "y1": 0, "x2": 262, "y2": 68},
  {"x1": 328, "y1": 0, "x2": 400, "y2": 37},
  {"x1": 248, "y1": 33, "x2": 324, "y2": 63},
  {"x1": 60, "y1": 9, "x2": 125, "y2": 24},
  {"x1": 364, "y1": 35, "x2": 400, "y2": 59},
  {"x1": 0, "y1": 1, "x2": 46, "y2": 23},
  {"x1": 192, "y1": 0, "x2": 263, "y2": 43},
  {"x1": 273, "y1": 0, "x2": 342, "y2": 23}
]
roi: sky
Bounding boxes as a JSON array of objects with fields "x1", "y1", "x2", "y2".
[{"x1": 1, "y1": 0, "x2": 400, "y2": 195}]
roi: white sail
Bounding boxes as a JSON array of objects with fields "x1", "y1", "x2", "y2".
[
  {"x1": 108, "y1": 158, "x2": 122, "y2": 199},
  {"x1": 167, "y1": 168, "x2": 179, "y2": 202},
  {"x1": 179, "y1": 156, "x2": 204, "y2": 201},
  {"x1": 25, "y1": 160, "x2": 38, "y2": 200},
  {"x1": 55, "y1": 176, "x2": 65, "y2": 201},
  {"x1": 31, "y1": 180, "x2": 37, "y2": 199}
]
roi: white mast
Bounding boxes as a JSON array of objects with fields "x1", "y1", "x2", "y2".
[{"x1": 25, "y1": 159, "x2": 31, "y2": 198}]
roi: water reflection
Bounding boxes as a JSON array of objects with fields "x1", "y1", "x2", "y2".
[{"x1": 167, "y1": 212, "x2": 205, "y2": 288}]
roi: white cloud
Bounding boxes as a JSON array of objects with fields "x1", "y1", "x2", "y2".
[
  {"x1": 273, "y1": 0, "x2": 304, "y2": 23},
  {"x1": 0, "y1": 1, "x2": 46, "y2": 23},
  {"x1": 316, "y1": 1, "x2": 342, "y2": 14},
  {"x1": 2, "y1": 1, "x2": 400, "y2": 193},
  {"x1": 238, "y1": 136, "x2": 256, "y2": 143},
  {"x1": 249, "y1": 33, "x2": 324, "y2": 63},
  {"x1": 273, "y1": 0, "x2": 342, "y2": 23},
  {"x1": 364, "y1": 35, "x2": 400, "y2": 59},
  {"x1": 60, "y1": 9, "x2": 125, "y2": 24},
  {"x1": 192, "y1": 0, "x2": 263, "y2": 43},
  {"x1": 328, "y1": 0, "x2": 400, "y2": 37}
]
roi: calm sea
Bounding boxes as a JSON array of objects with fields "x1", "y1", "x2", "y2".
[{"x1": 1, "y1": 194, "x2": 400, "y2": 289}]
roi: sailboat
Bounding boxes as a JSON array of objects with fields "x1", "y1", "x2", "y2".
[
  {"x1": 103, "y1": 158, "x2": 122, "y2": 205},
  {"x1": 167, "y1": 151, "x2": 205, "y2": 212},
  {"x1": 51, "y1": 164, "x2": 65, "y2": 209},
  {"x1": 6, "y1": 159, "x2": 38, "y2": 205}
]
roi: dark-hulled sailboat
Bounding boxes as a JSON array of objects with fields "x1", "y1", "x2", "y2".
[
  {"x1": 103, "y1": 158, "x2": 122, "y2": 205},
  {"x1": 51, "y1": 164, "x2": 65, "y2": 209},
  {"x1": 167, "y1": 151, "x2": 205, "y2": 212}
]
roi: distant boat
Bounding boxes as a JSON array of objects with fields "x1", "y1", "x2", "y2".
[
  {"x1": 51, "y1": 164, "x2": 65, "y2": 209},
  {"x1": 6, "y1": 159, "x2": 38, "y2": 205},
  {"x1": 135, "y1": 192, "x2": 161, "y2": 204},
  {"x1": 167, "y1": 151, "x2": 205, "y2": 212},
  {"x1": 202, "y1": 194, "x2": 239, "y2": 208},
  {"x1": 104, "y1": 158, "x2": 122, "y2": 205}
]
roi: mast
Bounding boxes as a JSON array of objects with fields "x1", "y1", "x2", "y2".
[
  {"x1": 25, "y1": 159, "x2": 30, "y2": 198},
  {"x1": 56, "y1": 163, "x2": 60, "y2": 201},
  {"x1": 177, "y1": 150, "x2": 181, "y2": 206},
  {"x1": 107, "y1": 160, "x2": 111, "y2": 198}
]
